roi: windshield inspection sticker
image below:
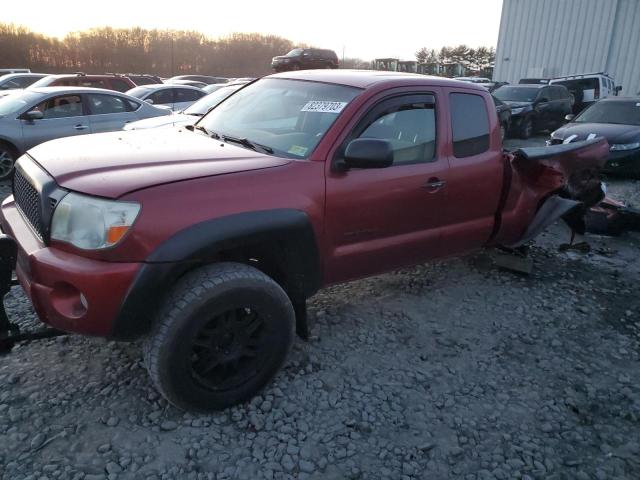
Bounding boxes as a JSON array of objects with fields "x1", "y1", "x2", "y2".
[
  {"x1": 288, "y1": 145, "x2": 309, "y2": 156},
  {"x1": 301, "y1": 101, "x2": 347, "y2": 113}
]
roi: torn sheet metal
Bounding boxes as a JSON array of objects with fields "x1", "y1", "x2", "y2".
[
  {"x1": 494, "y1": 137, "x2": 609, "y2": 247},
  {"x1": 586, "y1": 196, "x2": 640, "y2": 235},
  {"x1": 509, "y1": 195, "x2": 580, "y2": 247}
]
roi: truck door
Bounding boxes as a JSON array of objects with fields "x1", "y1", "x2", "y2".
[
  {"x1": 324, "y1": 92, "x2": 449, "y2": 284},
  {"x1": 438, "y1": 90, "x2": 504, "y2": 253}
]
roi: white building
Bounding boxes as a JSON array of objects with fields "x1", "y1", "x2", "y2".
[{"x1": 494, "y1": 0, "x2": 640, "y2": 95}]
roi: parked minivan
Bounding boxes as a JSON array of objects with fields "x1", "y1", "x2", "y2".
[
  {"x1": 549, "y1": 72, "x2": 620, "y2": 113},
  {"x1": 271, "y1": 48, "x2": 339, "y2": 72}
]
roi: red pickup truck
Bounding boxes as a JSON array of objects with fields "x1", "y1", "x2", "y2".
[{"x1": 0, "y1": 71, "x2": 608, "y2": 411}]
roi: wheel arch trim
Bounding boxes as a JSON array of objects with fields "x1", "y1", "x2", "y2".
[{"x1": 111, "y1": 208, "x2": 322, "y2": 340}]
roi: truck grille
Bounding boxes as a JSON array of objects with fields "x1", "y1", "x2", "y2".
[{"x1": 13, "y1": 167, "x2": 44, "y2": 240}]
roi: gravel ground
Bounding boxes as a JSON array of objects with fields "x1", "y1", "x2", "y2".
[{"x1": 1, "y1": 138, "x2": 639, "y2": 480}]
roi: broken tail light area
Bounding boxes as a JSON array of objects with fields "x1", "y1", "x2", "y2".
[{"x1": 494, "y1": 137, "x2": 610, "y2": 248}]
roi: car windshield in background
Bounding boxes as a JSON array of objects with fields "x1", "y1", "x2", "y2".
[
  {"x1": 574, "y1": 101, "x2": 640, "y2": 126},
  {"x1": 493, "y1": 86, "x2": 539, "y2": 102},
  {"x1": 0, "y1": 91, "x2": 40, "y2": 116},
  {"x1": 127, "y1": 86, "x2": 152, "y2": 98},
  {"x1": 198, "y1": 78, "x2": 361, "y2": 159},
  {"x1": 184, "y1": 85, "x2": 243, "y2": 116},
  {"x1": 285, "y1": 49, "x2": 303, "y2": 57}
]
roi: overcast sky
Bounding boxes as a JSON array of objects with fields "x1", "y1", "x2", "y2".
[{"x1": 3, "y1": 0, "x2": 503, "y2": 60}]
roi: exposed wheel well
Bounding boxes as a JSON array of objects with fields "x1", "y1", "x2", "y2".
[{"x1": 183, "y1": 242, "x2": 310, "y2": 338}]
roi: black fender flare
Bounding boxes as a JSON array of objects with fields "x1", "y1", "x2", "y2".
[{"x1": 111, "y1": 209, "x2": 321, "y2": 340}]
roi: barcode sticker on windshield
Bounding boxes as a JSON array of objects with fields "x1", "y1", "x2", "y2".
[{"x1": 301, "y1": 101, "x2": 347, "y2": 113}]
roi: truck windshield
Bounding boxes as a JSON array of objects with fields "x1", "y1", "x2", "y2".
[
  {"x1": 574, "y1": 101, "x2": 640, "y2": 126},
  {"x1": 197, "y1": 78, "x2": 361, "y2": 159},
  {"x1": 286, "y1": 49, "x2": 303, "y2": 57},
  {"x1": 493, "y1": 86, "x2": 540, "y2": 102},
  {"x1": 184, "y1": 84, "x2": 243, "y2": 116}
]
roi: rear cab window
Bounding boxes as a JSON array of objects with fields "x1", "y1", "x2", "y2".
[{"x1": 449, "y1": 93, "x2": 490, "y2": 158}]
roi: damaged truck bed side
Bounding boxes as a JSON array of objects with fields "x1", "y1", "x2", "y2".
[
  {"x1": 494, "y1": 138, "x2": 609, "y2": 248},
  {"x1": 0, "y1": 71, "x2": 610, "y2": 411}
]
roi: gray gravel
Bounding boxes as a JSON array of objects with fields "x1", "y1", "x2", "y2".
[{"x1": 1, "y1": 142, "x2": 639, "y2": 479}]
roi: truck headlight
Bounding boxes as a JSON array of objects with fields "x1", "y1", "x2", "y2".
[
  {"x1": 610, "y1": 142, "x2": 640, "y2": 151},
  {"x1": 50, "y1": 192, "x2": 140, "y2": 250}
]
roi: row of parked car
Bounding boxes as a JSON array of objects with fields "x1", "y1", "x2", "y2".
[
  {"x1": 459, "y1": 72, "x2": 626, "y2": 141},
  {"x1": 0, "y1": 68, "x2": 638, "y2": 181},
  {"x1": 0, "y1": 71, "x2": 255, "y2": 179}
]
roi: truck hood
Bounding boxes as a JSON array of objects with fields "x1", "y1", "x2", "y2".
[{"x1": 27, "y1": 128, "x2": 291, "y2": 198}]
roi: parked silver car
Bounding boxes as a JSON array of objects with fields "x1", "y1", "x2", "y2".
[
  {"x1": 0, "y1": 87, "x2": 171, "y2": 179},
  {"x1": 0, "y1": 73, "x2": 48, "y2": 91},
  {"x1": 124, "y1": 82, "x2": 249, "y2": 130},
  {"x1": 126, "y1": 84, "x2": 207, "y2": 112}
]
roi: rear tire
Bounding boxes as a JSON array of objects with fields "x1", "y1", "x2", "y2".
[
  {"x1": 0, "y1": 142, "x2": 18, "y2": 181},
  {"x1": 142, "y1": 262, "x2": 295, "y2": 412}
]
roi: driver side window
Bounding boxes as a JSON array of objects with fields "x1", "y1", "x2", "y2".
[
  {"x1": 357, "y1": 102, "x2": 436, "y2": 165},
  {"x1": 33, "y1": 94, "x2": 83, "y2": 119}
]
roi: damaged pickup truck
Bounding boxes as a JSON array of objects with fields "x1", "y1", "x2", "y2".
[{"x1": 0, "y1": 71, "x2": 609, "y2": 411}]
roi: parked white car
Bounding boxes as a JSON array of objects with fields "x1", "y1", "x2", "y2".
[
  {"x1": 124, "y1": 82, "x2": 248, "y2": 131},
  {"x1": 126, "y1": 84, "x2": 207, "y2": 112}
]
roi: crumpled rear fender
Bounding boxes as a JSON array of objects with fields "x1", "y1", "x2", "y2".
[{"x1": 493, "y1": 137, "x2": 609, "y2": 247}]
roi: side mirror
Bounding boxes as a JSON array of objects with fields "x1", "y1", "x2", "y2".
[
  {"x1": 145, "y1": 98, "x2": 154, "y2": 104},
  {"x1": 615, "y1": 85, "x2": 622, "y2": 93},
  {"x1": 22, "y1": 110, "x2": 44, "y2": 121},
  {"x1": 343, "y1": 138, "x2": 394, "y2": 169},
  {"x1": 565, "y1": 114, "x2": 575, "y2": 121},
  {"x1": 537, "y1": 97, "x2": 549, "y2": 103}
]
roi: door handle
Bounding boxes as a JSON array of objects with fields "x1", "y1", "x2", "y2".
[
  {"x1": 423, "y1": 178, "x2": 446, "y2": 191},
  {"x1": 74, "y1": 124, "x2": 89, "y2": 131}
]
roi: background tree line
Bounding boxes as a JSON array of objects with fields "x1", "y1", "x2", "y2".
[
  {"x1": 0, "y1": 23, "x2": 298, "y2": 77},
  {"x1": 415, "y1": 45, "x2": 495, "y2": 72}
]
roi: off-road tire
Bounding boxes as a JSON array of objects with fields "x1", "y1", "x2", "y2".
[
  {"x1": 142, "y1": 262, "x2": 295, "y2": 412},
  {"x1": 0, "y1": 142, "x2": 18, "y2": 181}
]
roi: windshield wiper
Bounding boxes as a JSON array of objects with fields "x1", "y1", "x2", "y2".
[
  {"x1": 186, "y1": 124, "x2": 224, "y2": 139},
  {"x1": 186, "y1": 112, "x2": 204, "y2": 117},
  {"x1": 221, "y1": 135, "x2": 274, "y2": 154}
]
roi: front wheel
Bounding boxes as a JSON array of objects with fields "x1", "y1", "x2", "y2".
[
  {"x1": 519, "y1": 116, "x2": 533, "y2": 139},
  {"x1": 0, "y1": 143, "x2": 18, "y2": 181},
  {"x1": 143, "y1": 262, "x2": 295, "y2": 412}
]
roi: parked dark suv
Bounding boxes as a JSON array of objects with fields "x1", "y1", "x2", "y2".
[
  {"x1": 271, "y1": 48, "x2": 339, "y2": 72},
  {"x1": 493, "y1": 84, "x2": 572, "y2": 139}
]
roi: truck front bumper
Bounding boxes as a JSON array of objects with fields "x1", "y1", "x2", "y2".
[{"x1": 0, "y1": 195, "x2": 142, "y2": 338}]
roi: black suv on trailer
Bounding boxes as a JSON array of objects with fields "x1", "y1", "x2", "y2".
[{"x1": 271, "y1": 48, "x2": 339, "y2": 72}]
